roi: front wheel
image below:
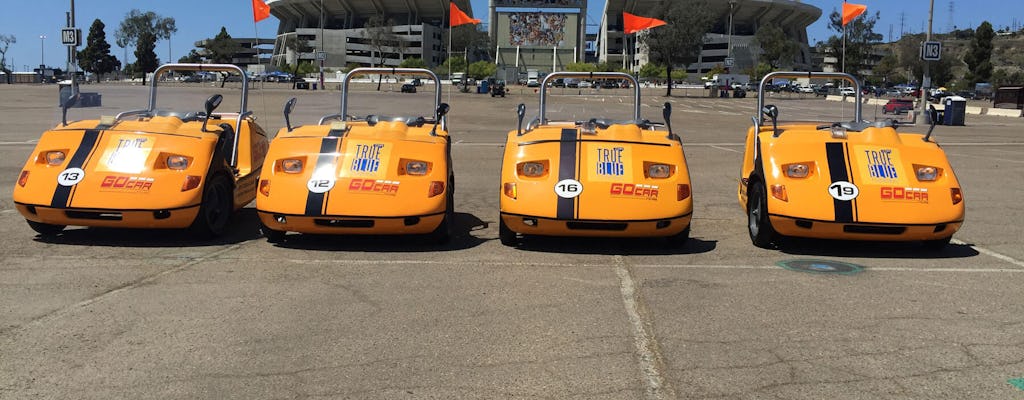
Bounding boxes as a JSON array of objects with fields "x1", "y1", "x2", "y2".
[
  {"x1": 189, "y1": 174, "x2": 233, "y2": 238},
  {"x1": 747, "y1": 180, "x2": 779, "y2": 249},
  {"x1": 27, "y1": 220, "x2": 65, "y2": 236},
  {"x1": 259, "y1": 221, "x2": 286, "y2": 244}
]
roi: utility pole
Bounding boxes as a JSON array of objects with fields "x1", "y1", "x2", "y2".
[{"x1": 919, "y1": 0, "x2": 934, "y2": 120}]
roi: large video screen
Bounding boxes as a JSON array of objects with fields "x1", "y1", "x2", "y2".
[
  {"x1": 497, "y1": 12, "x2": 578, "y2": 48},
  {"x1": 493, "y1": 0, "x2": 584, "y2": 8}
]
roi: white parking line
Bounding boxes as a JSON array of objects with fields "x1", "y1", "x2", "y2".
[
  {"x1": 944, "y1": 152, "x2": 1024, "y2": 164},
  {"x1": 614, "y1": 255, "x2": 673, "y2": 399},
  {"x1": 952, "y1": 239, "x2": 1024, "y2": 268},
  {"x1": 710, "y1": 145, "x2": 741, "y2": 153}
]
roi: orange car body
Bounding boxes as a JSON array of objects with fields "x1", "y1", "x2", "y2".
[
  {"x1": 499, "y1": 72, "x2": 692, "y2": 243},
  {"x1": 738, "y1": 72, "x2": 964, "y2": 247},
  {"x1": 256, "y1": 68, "x2": 452, "y2": 241},
  {"x1": 13, "y1": 64, "x2": 268, "y2": 236}
]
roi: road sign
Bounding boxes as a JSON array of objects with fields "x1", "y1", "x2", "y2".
[
  {"x1": 921, "y1": 41, "x2": 941, "y2": 61},
  {"x1": 316, "y1": 51, "x2": 327, "y2": 61},
  {"x1": 61, "y1": 28, "x2": 81, "y2": 46},
  {"x1": 724, "y1": 57, "x2": 735, "y2": 68}
]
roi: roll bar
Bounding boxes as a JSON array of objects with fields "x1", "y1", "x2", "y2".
[
  {"x1": 755, "y1": 71, "x2": 862, "y2": 133},
  {"x1": 340, "y1": 67, "x2": 443, "y2": 123},
  {"x1": 539, "y1": 71, "x2": 640, "y2": 124}
]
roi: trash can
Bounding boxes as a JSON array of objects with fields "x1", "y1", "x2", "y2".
[
  {"x1": 477, "y1": 80, "x2": 489, "y2": 94},
  {"x1": 942, "y1": 96, "x2": 967, "y2": 126},
  {"x1": 58, "y1": 83, "x2": 73, "y2": 106}
]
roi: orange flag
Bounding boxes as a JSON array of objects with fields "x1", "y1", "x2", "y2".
[
  {"x1": 252, "y1": 0, "x2": 271, "y2": 22},
  {"x1": 623, "y1": 12, "x2": 667, "y2": 34},
  {"x1": 450, "y1": 2, "x2": 480, "y2": 27},
  {"x1": 842, "y1": 2, "x2": 867, "y2": 26}
]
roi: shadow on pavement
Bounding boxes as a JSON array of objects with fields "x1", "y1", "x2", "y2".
[
  {"x1": 508, "y1": 235, "x2": 717, "y2": 256},
  {"x1": 269, "y1": 212, "x2": 487, "y2": 252},
  {"x1": 776, "y1": 237, "x2": 980, "y2": 259},
  {"x1": 31, "y1": 208, "x2": 263, "y2": 247}
]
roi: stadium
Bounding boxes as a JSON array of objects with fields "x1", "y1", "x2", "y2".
[
  {"x1": 265, "y1": 0, "x2": 476, "y2": 68},
  {"x1": 598, "y1": 0, "x2": 821, "y2": 74}
]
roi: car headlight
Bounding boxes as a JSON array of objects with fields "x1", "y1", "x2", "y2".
[
  {"x1": 405, "y1": 160, "x2": 429, "y2": 175},
  {"x1": 646, "y1": 163, "x2": 672, "y2": 179},
  {"x1": 45, "y1": 151, "x2": 66, "y2": 166},
  {"x1": 519, "y1": 161, "x2": 547, "y2": 177},
  {"x1": 166, "y1": 155, "x2": 189, "y2": 170},
  {"x1": 915, "y1": 165, "x2": 939, "y2": 181},
  {"x1": 783, "y1": 163, "x2": 811, "y2": 178},
  {"x1": 280, "y1": 159, "x2": 303, "y2": 174}
]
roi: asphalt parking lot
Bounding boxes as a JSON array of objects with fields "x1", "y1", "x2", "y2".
[{"x1": 1, "y1": 82, "x2": 1023, "y2": 399}]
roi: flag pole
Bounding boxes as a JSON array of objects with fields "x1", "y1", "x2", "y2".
[{"x1": 447, "y1": 10, "x2": 452, "y2": 104}]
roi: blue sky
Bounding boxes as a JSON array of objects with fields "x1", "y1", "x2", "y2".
[{"x1": 2, "y1": 0, "x2": 1021, "y2": 72}]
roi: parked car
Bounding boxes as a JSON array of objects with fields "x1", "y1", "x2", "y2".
[
  {"x1": 256, "y1": 68, "x2": 454, "y2": 243},
  {"x1": 499, "y1": 72, "x2": 692, "y2": 246},
  {"x1": 13, "y1": 63, "x2": 269, "y2": 238},
  {"x1": 577, "y1": 80, "x2": 593, "y2": 88},
  {"x1": 490, "y1": 80, "x2": 507, "y2": 97},
  {"x1": 400, "y1": 83, "x2": 417, "y2": 93},
  {"x1": 738, "y1": 71, "x2": 963, "y2": 250},
  {"x1": 839, "y1": 87, "x2": 856, "y2": 96},
  {"x1": 883, "y1": 98, "x2": 915, "y2": 114}
]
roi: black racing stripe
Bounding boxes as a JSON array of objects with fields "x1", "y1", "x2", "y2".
[
  {"x1": 303, "y1": 137, "x2": 340, "y2": 216},
  {"x1": 51, "y1": 130, "x2": 101, "y2": 208},
  {"x1": 825, "y1": 142, "x2": 854, "y2": 223},
  {"x1": 326, "y1": 129, "x2": 345, "y2": 138},
  {"x1": 556, "y1": 128, "x2": 577, "y2": 220},
  {"x1": 844, "y1": 144, "x2": 858, "y2": 222}
]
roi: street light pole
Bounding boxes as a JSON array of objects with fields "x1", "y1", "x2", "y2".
[
  {"x1": 919, "y1": 0, "x2": 934, "y2": 120},
  {"x1": 39, "y1": 35, "x2": 46, "y2": 69}
]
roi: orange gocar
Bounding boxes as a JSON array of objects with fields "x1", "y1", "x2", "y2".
[
  {"x1": 738, "y1": 71, "x2": 964, "y2": 249},
  {"x1": 13, "y1": 63, "x2": 268, "y2": 237},
  {"x1": 499, "y1": 72, "x2": 693, "y2": 246},
  {"x1": 256, "y1": 68, "x2": 453, "y2": 243}
]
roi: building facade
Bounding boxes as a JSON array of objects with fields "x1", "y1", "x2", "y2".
[
  {"x1": 598, "y1": 0, "x2": 821, "y2": 74},
  {"x1": 266, "y1": 0, "x2": 470, "y2": 68}
]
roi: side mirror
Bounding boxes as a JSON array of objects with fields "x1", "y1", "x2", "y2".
[
  {"x1": 61, "y1": 92, "x2": 79, "y2": 127},
  {"x1": 202, "y1": 94, "x2": 223, "y2": 132},
  {"x1": 762, "y1": 104, "x2": 780, "y2": 137},
  {"x1": 516, "y1": 103, "x2": 527, "y2": 136},
  {"x1": 924, "y1": 104, "x2": 939, "y2": 142},
  {"x1": 283, "y1": 97, "x2": 297, "y2": 132},
  {"x1": 662, "y1": 102, "x2": 675, "y2": 139},
  {"x1": 430, "y1": 102, "x2": 450, "y2": 136}
]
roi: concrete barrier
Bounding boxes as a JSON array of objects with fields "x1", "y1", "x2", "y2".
[
  {"x1": 866, "y1": 98, "x2": 887, "y2": 106},
  {"x1": 825, "y1": 95, "x2": 843, "y2": 102},
  {"x1": 986, "y1": 108, "x2": 1023, "y2": 117},
  {"x1": 965, "y1": 106, "x2": 984, "y2": 115}
]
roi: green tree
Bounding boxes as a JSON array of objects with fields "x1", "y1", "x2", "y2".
[
  {"x1": 178, "y1": 49, "x2": 203, "y2": 64},
  {"x1": 566, "y1": 62, "x2": 598, "y2": 72},
  {"x1": 823, "y1": 9, "x2": 882, "y2": 76},
  {"x1": 754, "y1": 24, "x2": 799, "y2": 69},
  {"x1": 78, "y1": 19, "x2": 121, "y2": 82},
  {"x1": 638, "y1": 63, "x2": 665, "y2": 81},
  {"x1": 467, "y1": 60, "x2": 496, "y2": 80},
  {"x1": 440, "y1": 56, "x2": 467, "y2": 74},
  {"x1": 0, "y1": 34, "x2": 15, "y2": 84},
  {"x1": 640, "y1": 0, "x2": 715, "y2": 96},
  {"x1": 400, "y1": 57, "x2": 427, "y2": 68},
  {"x1": 281, "y1": 35, "x2": 313, "y2": 88},
  {"x1": 114, "y1": 10, "x2": 175, "y2": 69},
  {"x1": 205, "y1": 27, "x2": 241, "y2": 64},
  {"x1": 870, "y1": 53, "x2": 901, "y2": 86},
  {"x1": 134, "y1": 30, "x2": 158, "y2": 85},
  {"x1": 964, "y1": 21, "x2": 995, "y2": 85}
]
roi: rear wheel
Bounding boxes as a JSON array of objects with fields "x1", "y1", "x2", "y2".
[
  {"x1": 259, "y1": 221, "x2": 285, "y2": 244},
  {"x1": 923, "y1": 236, "x2": 952, "y2": 251},
  {"x1": 498, "y1": 218, "x2": 518, "y2": 246},
  {"x1": 747, "y1": 180, "x2": 779, "y2": 249},
  {"x1": 665, "y1": 225, "x2": 690, "y2": 247},
  {"x1": 27, "y1": 220, "x2": 65, "y2": 236},
  {"x1": 189, "y1": 174, "x2": 233, "y2": 238}
]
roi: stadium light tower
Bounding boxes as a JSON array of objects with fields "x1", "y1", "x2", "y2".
[{"x1": 39, "y1": 35, "x2": 46, "y2": 68}]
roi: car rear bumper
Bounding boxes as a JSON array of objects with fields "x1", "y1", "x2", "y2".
[
  {"x1": 769, "y1": 214, "x2": 962, "y2": 241},
  {"x1": 500, "y1": 212, "x2": 691, "y2": 238},
  {"x1": 257, "y1": 210, "x2": 445, "y2": 235},
  {"x1": 15, "y1": 202, "x2": 199, "y2": 229}
]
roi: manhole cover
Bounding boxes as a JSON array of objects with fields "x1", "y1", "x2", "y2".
[{"x1": 776, "y1": 259, "x2": 863, "y2": 275}]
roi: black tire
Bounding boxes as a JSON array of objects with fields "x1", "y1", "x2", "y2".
[
  {"x1": 498, "y1": 218, "x2": 518, "y2": 246},
  {"x1": 747, "y1": 180, "x2": 779, "y2": 249},
  {"x1": 260, "y1": 221, "x2": 285, "y2": 244},
  {"x1": 189, "y1": 174, "x2": 233, "y2": 238},
  {"x1": 665, "y1": 225, "x2": 690, "y2": 247},
  {"x1": 27, "y1": 220, "x2": 65, "y2": 236},
  {"x1": 923, "y1": 236, "x2": 952, "y2": 251}
]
